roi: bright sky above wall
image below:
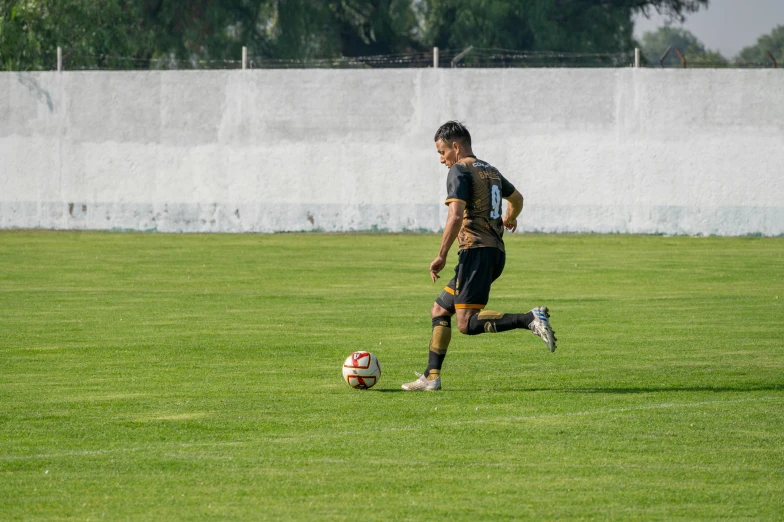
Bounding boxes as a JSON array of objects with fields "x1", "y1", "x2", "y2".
[{"x1": 633, "y1": 0, "x2": 784, "y2": 58}]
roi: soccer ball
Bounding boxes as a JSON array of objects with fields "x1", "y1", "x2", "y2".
[{"x1": 342, "y1": 351, "x2": 382, "y2": 389}]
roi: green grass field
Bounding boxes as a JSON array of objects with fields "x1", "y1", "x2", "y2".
[{"x1": 1, "y1": 231, "x2": 783, "y2": 520}]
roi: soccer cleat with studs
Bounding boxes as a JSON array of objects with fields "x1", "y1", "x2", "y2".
[
  {"x1": 401, "y1": 372, "x2": 441, "y2": 391},
  {"x1": 529, "y1": 306, "x2": 557, "y2": 352}
]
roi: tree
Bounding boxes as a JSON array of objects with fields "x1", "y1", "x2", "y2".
[
  {"x1": 0, "y1": 0, "x2": 274, "y2": 70},
  {"x1": 416, "y1": 0, "x2": 709, "y2": 55},
  {"x1": 0, "y1": 1, "x2": 151, "y2": 70},
  {"x1": 263, "y1": 0, "x2": 421, "y2": 60},
  {"x1": 639, "y1": 26, "x2": 727, "y2": 67},
  {"x1": 629, "y1": 0, "x2": 709, "y2": 22},
  {"x1": 734, "y1": 25, "x2": 784, "y2": 66},
  {"x1": 136, "y1": 0, "x2": 271, "y2": 67},
  {"x1": 0, "y1": 0, "x2": 422, "y2": 69},
  {"x1": 1, "y1": 0, "x2": 711, "y2": 69}
]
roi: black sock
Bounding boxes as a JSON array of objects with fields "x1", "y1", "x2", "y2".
[
  {"x1": 465, "y1": 311, "x2": 535, "y2": 335},
  {"x1": 425, "y1": 316, "x2": 451, "y2": 379}
]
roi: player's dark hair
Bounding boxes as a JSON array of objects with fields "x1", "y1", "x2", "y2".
[{"x1": 434, "y1": 121, "x2": 471, "y2": 148}]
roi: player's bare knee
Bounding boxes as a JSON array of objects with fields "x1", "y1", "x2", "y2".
[
  {"x1": 455, "y1": 309, "x2": 478, "y2": 334},
  {"x1": 456, "y1": 317, "x2": 472, "y2": 335},
  {"x1": 431, "y1": 302, "x2": 452, "y2": 318}
]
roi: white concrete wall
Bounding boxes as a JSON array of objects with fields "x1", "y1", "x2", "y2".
[{"x1": 1, "y1": 69, "x2": 782, "y2": 235}]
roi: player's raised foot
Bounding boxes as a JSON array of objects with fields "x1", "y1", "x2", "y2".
[
  {"x1": 528, "y1": 306, "x2": 557, "y2": 352},
  {"x1": 401, "y1": 372, "x2": 441, "y2": 391}
]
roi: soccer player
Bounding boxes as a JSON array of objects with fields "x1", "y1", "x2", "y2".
[{"x1": 402, "y1": 121, "x2": 557, "y2": 391}]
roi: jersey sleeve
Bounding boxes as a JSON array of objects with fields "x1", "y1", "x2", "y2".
[
  {"x1": 445, "y1": 165, "x2": 471, "y2": 205},
  {"x1": 500, "y1": 174, "x2": 516, "y2": 198}
]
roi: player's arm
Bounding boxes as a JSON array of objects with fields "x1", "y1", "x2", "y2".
[
  {"x1": 502, "y1": 189, "x2": 523, "y2": 232},
  {"x1": 430, "y1": 200, "x2": 465, "y2": 282}
]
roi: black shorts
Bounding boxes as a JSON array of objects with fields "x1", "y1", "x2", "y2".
[{"x1": 435, "y1": 247, "x2": 506, "y2": 313}]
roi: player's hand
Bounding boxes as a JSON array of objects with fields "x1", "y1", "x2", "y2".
[
  {"x1": 503, "y1": 216, "x2": 518, "y2": 232},
  {"x1": 430, "y1": 255, "x2": 446, "y2": 282}
]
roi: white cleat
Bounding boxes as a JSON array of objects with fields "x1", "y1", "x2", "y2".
[
  {"x1": 401, "y1": 372, "x2": 441, "y2": 391},
  {"x1": 529, "y1": 306, "x2": 557, "y2": 352}
]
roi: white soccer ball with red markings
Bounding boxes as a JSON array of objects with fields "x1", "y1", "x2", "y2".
[{"x1": 342, "y1": 351, "x2": 382, "y2": 389}]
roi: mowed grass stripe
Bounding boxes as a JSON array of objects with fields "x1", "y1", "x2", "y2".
[
  {"x1": 1, "y1": 231, "x2": 782, "y2": 520},
  {"x1": 3, "y1": 394, "x2": 781, "y2": 462}
]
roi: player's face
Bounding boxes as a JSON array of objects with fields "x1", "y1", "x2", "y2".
[{"x1": 435, "y1": 139, "x2": 458, "y2": 168}]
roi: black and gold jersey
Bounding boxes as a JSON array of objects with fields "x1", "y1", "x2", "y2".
[{"x1": 445, "y1": 157, "x2": 516, "y2": 252}]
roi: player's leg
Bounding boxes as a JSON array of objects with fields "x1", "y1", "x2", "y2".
[
  {"x1": 456, "y1": 307, "x2": 557, "y2": 352},
  {"x1": 454, "y1": 248, "x2": 557, "y2": 351},
  {"x1": 453, "y1": 248, "x2": 531, "y2": 334},
  {"x1": 455, "y1": 307, "x2": 533, "y2": 335},
  {"x1": 401, "y1": 278, "x2": 456, "y2": 391},
  {"x1": 424, "y1": 300, "x2": 453, "y2": 382}
]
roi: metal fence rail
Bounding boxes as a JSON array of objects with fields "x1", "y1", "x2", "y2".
[{"x1": 24, "y1": 46, "x2": 784, "y2": 71}]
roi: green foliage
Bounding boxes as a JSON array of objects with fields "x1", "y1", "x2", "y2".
[
  {"x1": 0, "y1": 0, "x2": 261, "y2": 70},
  {"x1": 0, "y1": 1, "x2": 145, "y2": 70},
  {"x1": 0, "y1": 0, "x2": 422, "y2": 69},
  {"x1": 417, "y1": 0, "x2": 631, "y2": 53},
  {"x1": 136, "y1": 1, "x2": 271, "y2": 66},
  {"x1": 1, "y1": 232, "x2": 783, "y2": 519},
  {"x1": 631, "y1": 0, "x2": 709, "y2": 21},
  {"x1": 327, "y1": 0, "x2": 422, "y2": 55},
  {"x1": 640, "y1": 26, "x2": 728, "y2": 67},
  {"x1": 734, "y1": 24, "x2": 784, "y2": 66},
  {"x1": 0, "y1": 0, "x2": 712, "y2": 69},
  {"x1": 416, "y1": 0, "x2": 708, "y2": 53},
  {"x1": 267, "y1": 0, "x2": 421, "y2": 60}
]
